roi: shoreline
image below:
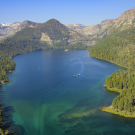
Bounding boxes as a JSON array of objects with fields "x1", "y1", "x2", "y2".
[
  {"x1": 101, "y1": 85, "x2": 135, "y2": 118},
  {"x1": 104, "y1": 84, "x2": 122, "y2": 93},
  {"x1": 102, "y1": 106, "x2": 135, "y2": 118},
  {"x1": 0, "y1": 50, "x2": 133, "y2": 133},
  {"x1": 90, "y1": 55, "x2": 135, "y2": 118},
  {"x1": 0, "y1": 49, "x2": 88, "y2": 134},
  {"x1": 90, "y1": 55, "x2": 128, "y2": 69}
]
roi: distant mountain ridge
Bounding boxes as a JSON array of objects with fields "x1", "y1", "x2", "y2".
[
  {"x1": 1, "y1": 7, "x2": 135, "y2": 86},
  {"x1": 65, "y1": 24, "x2": 88, "y2": 30},
  {"x1": 76, "y1": 19, "x2": 113, "y2": 35},
  {"x1": 70, "y1": 7, "x2": 135, "y2": 45},
  {"x1": 113, "y1": 7, "x2": 135, "y2": 26},
  {"x1": 89, "y1": 7, "x2": 135, "y2": 117},
  {"x1": 0, "y1": 22, "x2": 21, "y2": 41},
  {"x1": 0, "y1": 19, "x2": 88, "y2": 85},
  {"x1": 0, "y1": 21, "x2": 42, "y2": 41},
  {"x1": 16, "y1": 20, "x2": 41, "y2": 30},
  {"x1": 0, "y1": 21, "x2": 88, "y2": 43},
  {"x1": 1, "y1": 7, "x2": 135, "y2": 46},
  {"x1": 0, "y1": 19, "x2": 88, "y2": 55},
  {"x1": 0, "y1": 23, "x2": 11, "y2": 27},
  {"x1": 64, "y1": 7, "x2": 135, "y2": 46},
  {"x1": 1, "y1": 7, "x2": 135, "y2": 134},
  {"x1": 75, "y1": 7, "x2": 135, "y2": 36}
]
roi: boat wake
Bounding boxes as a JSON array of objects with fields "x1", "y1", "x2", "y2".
[{"x1": 33, "y1": 59, "x2": 85, "y2": 102}]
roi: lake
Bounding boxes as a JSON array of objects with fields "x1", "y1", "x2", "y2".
[{"x1": 1, "y1": 50, "x2": 135, "y2": 135}]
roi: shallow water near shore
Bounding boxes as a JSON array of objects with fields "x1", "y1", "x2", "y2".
[{"x1": 1, "y1": 50, "x2": 135, "y2": 135}]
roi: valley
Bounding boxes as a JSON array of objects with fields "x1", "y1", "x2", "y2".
[{"x1": 1, "y1": 6, "x2": 135, "y2": 135}]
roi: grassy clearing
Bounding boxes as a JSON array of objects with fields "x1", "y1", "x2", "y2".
[
  {"x1": 102, "y1": 106, "x2": 135, "y2": 118},
  {"x1": 104, "y1": 85, "x2": 122, "y2": 93}
]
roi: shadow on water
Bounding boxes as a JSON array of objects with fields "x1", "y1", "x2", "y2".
[
  {"x1": 104, "y1": 87, "x2": 119, "y2": 97},
  {"x1": 0, "y1": 85, "x2": 26, "y2": 135},
  {"x1": 111, "y1": 113, "x2": 135, "y2": 124}
]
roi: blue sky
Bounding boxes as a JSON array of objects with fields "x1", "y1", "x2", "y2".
[{"x1": 1, "y1": 0, "x2": 135, "y2": 26}]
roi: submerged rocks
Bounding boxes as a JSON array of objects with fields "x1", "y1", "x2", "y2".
[{"x1": 7, "y1": 125, "x2": 25, "y2": 135}]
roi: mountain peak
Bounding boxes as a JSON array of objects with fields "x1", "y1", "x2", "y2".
[
  {"x1": 115, "y1": 7, "x2": 135, "y2": 23},
  {"x1": 17, "y1": 20, "x2": 40, "y2": 31},
  {"x1": 42, "y1": 19, "x2": 65, "y2": 29},
  {"x1": 45, "y1": 19, "x2": 61, "y2": 25},
  {"x1": 21, "y1": 20, "x2": 36, "y2": 25},
  {"x1": 48, "y1": 18, "x2": 58, "y2": 21}
]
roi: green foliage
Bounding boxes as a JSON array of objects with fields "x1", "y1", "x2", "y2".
[
  {"x1": 13, "y1": 19, "x2": 70, "y2": 42},
  {"x1": 0, "y1": 19, "x2": 87, "y2": 83},
  {"x1": 90, "y1": 26, "x2": 135, "y2": 113},
  {"x1": 0, "y1": 19, "x2": 88, "y2": 133}
]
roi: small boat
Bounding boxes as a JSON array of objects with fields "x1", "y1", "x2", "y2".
[
  {"x1": 83, "y1": 75, "x2": 85, "y2": 77},
  {"x1": 78, "y1": 74, "x2": 80, "y2": 75},
  {"x1": 73, "y1": 75, "x2": 75, "y2": 76}
]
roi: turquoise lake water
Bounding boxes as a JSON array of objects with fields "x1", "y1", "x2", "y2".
[{"x1": 1, "y1": 50, "x2": 135, "y2": 135}]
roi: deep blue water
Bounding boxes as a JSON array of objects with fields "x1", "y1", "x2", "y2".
[{"x1": 0, "y1": 50, "x2": 135, "y2": 135}]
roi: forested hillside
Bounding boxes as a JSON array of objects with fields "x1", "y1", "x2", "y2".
[
  {"x1": 0, "y1": 19, "x2": 88, "y2": 133},
  {"x1": 0, "y1": 19, "x2": 87, "y2": 84},
  {"x1": 90, "y1": 25, "x2": 135, "y2": 115}
]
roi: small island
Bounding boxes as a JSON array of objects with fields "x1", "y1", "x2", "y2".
[{"x1": 64, "y1": 49, "x2": 69, "y2": 51}]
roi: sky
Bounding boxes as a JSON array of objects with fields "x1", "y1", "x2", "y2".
[{"x1": 1, "y1": 0, "x2": 135, "y2": 26}]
